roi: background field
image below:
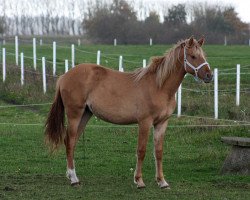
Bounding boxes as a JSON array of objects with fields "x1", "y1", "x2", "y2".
[{"x1": 0, "y1": 41, "x2": 249, "y2": 199}]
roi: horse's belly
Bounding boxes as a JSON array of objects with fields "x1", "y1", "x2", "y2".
[{"x1": 87, "y1": 102, "x2": 137, "y2": 125}]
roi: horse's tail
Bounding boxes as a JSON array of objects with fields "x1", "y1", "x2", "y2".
[{"x1": 45, "y1": 78, "x2": 65, "y2": 151}]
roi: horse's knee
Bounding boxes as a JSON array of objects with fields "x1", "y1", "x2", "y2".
[{"x1": 137, "y1": 148, "x2": 146, "y2": 160}]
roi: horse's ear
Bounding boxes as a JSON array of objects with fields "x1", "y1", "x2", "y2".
[
  {"x1": 198, "y1": 37, "x2": 205, "y2": 46},
  {"x1": 187, "y1": 36, "x2": 194, "y2": 47},
  {"x1": 181, "y1": 41, "x2": 185, "y2": 48}
]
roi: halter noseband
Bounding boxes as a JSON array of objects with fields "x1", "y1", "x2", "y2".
[{"x1": 183, "y1": 47, "x2": 210, "y2": 79}]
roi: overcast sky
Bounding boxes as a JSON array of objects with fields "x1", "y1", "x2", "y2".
[{"x1": 1, "y1": 0, "x2": 250, "y2": 23}]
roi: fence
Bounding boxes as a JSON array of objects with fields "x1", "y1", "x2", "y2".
[{"x1": 1, "y1": 36, "x2": 250, "y2": 121}]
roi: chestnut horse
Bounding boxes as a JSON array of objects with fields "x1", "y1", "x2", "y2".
[{"x1": 45, "y1": 36, "x2": 213, "y2": 189}]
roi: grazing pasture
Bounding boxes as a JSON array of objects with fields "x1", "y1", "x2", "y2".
[{"x1": 0, "y1": 42, "x2": 249, "y2": 199}]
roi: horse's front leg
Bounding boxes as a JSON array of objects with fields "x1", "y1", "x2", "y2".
[
  {"x1": 154, "y1": 120, "x2": 170, "y2": 189},
  {"x1": 134, "y1": 120, "x2": 152, "y2": 188}
]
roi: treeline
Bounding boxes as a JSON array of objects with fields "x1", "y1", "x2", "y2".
[
  {"x1": 0, "y1": 0, "x2": 85, "y2": 36},
  {"x1": 3, "y1": 16, "x2": 83, "y2": 36},
  {"x1": 0, "y1": 0, "x2": 249, "y2": 44},
  {"x1": 83, "y1": 0, "x2": 249, "y2": 44}
]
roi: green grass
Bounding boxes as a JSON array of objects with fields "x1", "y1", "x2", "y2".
[
  {"x1": 0, "y1": 42, "x2": 250, "y2": 199},
  {"x1": 0, "y1": 123, "x2": 249, "y2": 199}
]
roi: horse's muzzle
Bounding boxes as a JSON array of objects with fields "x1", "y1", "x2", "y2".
[{"x1": 203, "y1": 73, "x2": 213, "y2": 83}]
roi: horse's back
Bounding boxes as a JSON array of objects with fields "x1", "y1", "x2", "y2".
[
  {"x1": 59, "y1": 64, "x2": 133, "y2": 102},
  {"x1": 60, "y1": 63, "x2": 106, "y2": 89}
]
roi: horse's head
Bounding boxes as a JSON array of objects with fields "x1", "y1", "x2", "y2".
[{"x1": 182, "y1": 36, "x2": 213, "y2": 83}]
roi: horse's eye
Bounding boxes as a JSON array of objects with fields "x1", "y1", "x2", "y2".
[{"x1": 191, "y1": 55, "x2": 196, "y2": 59}]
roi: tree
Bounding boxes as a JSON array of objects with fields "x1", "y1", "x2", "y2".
[
  {"x1": 144, "y1": 12, "x2": 162, "y2": 42},
  {"x1": 190, "y1": 4, "x2": 249, "y2": 43},
  {"x1": 162, "y1": 4, "x2": 190, "y2": 43},
  {"x1": 223, "y1": 7, "x2": 248, "y2": 34},
  {"x1": 164, "y1": 4, "x2": 187, "y2": 26},
  {"x1": 83, "y1": 0, "x2": 138, "y2": 43}
]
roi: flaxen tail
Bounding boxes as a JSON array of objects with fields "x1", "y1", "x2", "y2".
[{"x1": 45, "y1": 80, "x2": 65, "y2": 151}]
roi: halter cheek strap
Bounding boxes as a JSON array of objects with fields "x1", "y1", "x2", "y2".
[{"x1": 183, "y1": 48, "x2": 210, "y2": 78}]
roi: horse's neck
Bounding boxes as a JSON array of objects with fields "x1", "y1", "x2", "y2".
[{"x1": 162, "y1": 63, "x2": 186, "y2": 98}]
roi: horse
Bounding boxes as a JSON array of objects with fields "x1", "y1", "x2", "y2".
[{"x1": 45, "y1": 36, "x2": 213, "y2": 189}]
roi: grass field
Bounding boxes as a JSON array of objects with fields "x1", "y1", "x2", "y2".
[{"x1": 0, "y1": 41, "x2": 249, "y2": 199}]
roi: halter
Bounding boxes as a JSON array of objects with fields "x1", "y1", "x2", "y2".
[{"x1": 183, "y1": 47, "x2": 210, "y2": 81}]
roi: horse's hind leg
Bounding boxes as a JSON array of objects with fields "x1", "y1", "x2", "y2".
[
  {"x1": 64, "y1": 106, "x2": 86, "y2": 186},
  {"x1": 65, "y1": 106, "x2": 93, "y2": 186}
]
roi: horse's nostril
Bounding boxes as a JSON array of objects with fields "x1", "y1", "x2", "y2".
[
  {"x1": 211, "y1": 74, "x2": 214, "y2": 80},
  {"x1": 204, "y1": 73, "x2": 213, "y2": 83},
  {"x1": 206, "y1": 73, "x2": 213, "y2": 80}
]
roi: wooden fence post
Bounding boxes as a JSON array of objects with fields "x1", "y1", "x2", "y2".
[
  {"x1": 71, "y1": 44, "x2": 75, "y2": 68},
  {"x1": 33, "y1": 38, "x2": 36, "y2": 70},
  {"x1": 143, "y1": 59, "x2": 146, "y2": 68},
  {"x1": 2, "y1": 48, "x2": 6, "y2": 82},
  {"x1": 214, "y1": 68, "x2": 218, "y2": 119},
  {"x1": 97, "y1": 50, "x2": 101, "y2": 65},
  {"x1": 42, "y1": 57, "x2": 46, "y2": 94},
  {"x1": 177, "y1": 84, "x2": 182, "y2": 117},
  {"x1": 15, "y1": 36, "x2": 18, "y2": 65},
  {"x1": 20, "y1": 52, "x2": 24, "y2": 86},
  {"x1": 119, "y1": 56, "x2": 124, "y2": 72},
  {"x1": 236, "y1": 64, "x2": 240, "y2": 106},
  {"x1": 53, "y1": 41, "x2": 56, "y2": 76},
  {"x1": 65, "y1": 59, "x2": 69, "y2": 73}
]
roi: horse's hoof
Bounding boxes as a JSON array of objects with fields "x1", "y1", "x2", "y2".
[
  {"x1": 137, "y1": 184, "x2": 146, "y2": 189},
  {"x1": 156, "y1": 179, "x2": 170, "y2": 189},
  {"x1": 134, "y1": 179, "x2": 146, "y2": 189},
  {"x1": 160, "y1": 184, "x2": 170, "y2": 189},
  {"x1": 71, "y1": 182, "x2": 80, "y2": 187}
]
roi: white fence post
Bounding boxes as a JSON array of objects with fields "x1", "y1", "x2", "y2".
[
  {"x1": 53, "y1": 41, "x2": 56, "y2": 76},
  {"x1": 224, "y1": 36, "x2": 227, "y2": 46},
  {"x1": 78, "y1": 39, "x2": 81, "y2": 46},
  {"x1": 33, "y1": 38, "x2": 36, "y2": 70},
  {"x1": 114, "y1": 38, "x2": 117, "y2": 46},
  {"x1": 177, "y1": 84, "x2": 182, "y2": 117},
  {"x1": 214, "y1": 68, "x2": 218, "y2": 119},
  {"x1": 150, "y1": 38, "x2": 153, "y2": 46},
  {"x1": 236, "y1": 64, "x2": 240, "y2": 106},
  {"x1": 40, "y1": 39, "x2": 43, "y2": 46},
  {"x1": 65, "y1": 59, "x2": 69, "y2": 73},
  {"x1": 143, "y1": 59, "x2": 147, "y2": 68},
  {"x1": 42, "y1": 57, "x2": 46, "y2": 94},
  {"x1": 97, "y1": 50, "x2": 101, "y2": 65},
  {"x1": 20, "y1": 52, "x2": 24, "y2": 86},
  {"x1": 15, "y1": 36, "x2": 18, "y2": 65},
  {"x1": 71, "y1": 44, "x2": 75, "y2": 68},
  {"x1": 119, "y1": 55, "x2": 124, "y2": 72},
  {"x1": 2, "y1": 48, "x2": 6, "y2": 82}
]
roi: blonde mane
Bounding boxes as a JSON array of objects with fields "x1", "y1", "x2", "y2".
[{"x1": 133, "y1": 40, "x2": 185, "y2": 88}]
